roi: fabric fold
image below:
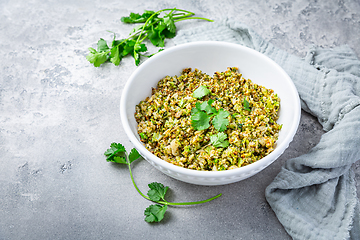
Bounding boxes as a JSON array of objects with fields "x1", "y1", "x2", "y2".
[{"x1": 173, "y1": 19, "x2": 360, "y2": 240}]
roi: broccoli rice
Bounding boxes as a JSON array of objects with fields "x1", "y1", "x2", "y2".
[{"x1": 134, "y1": 67, "x2": 282, "y2": 171}]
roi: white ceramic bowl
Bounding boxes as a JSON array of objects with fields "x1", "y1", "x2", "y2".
[{"x1": 120, "y1": 41, "x2": 301, "y2": 185}]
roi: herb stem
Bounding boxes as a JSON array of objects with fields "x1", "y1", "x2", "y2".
[
  {"x1": 160, "y1": 8, "x2": 194, "y2": 14},
  {"x1": 127, "y1": 159, "x2": 152, "y2": 201},
  {"x1": 136, "y1": 10, "x2": 163, "y2": 40},
  {"x1": 175, "y1": 17, "x2": 214, "y2": 22},
  {"x1": 127, "y1": 157, "x2": 221, "y2": 206},
  {"x1": 161, "y1": 193, "x2": 222, "y2": 206},
  {"x1": 87, "y1": 8, "x2": 213, "y2": 67},
  {"x1": 105, "y1": 143, "x2": 222, "y2": 223}
]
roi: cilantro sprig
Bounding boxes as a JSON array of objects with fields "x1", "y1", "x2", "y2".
[
  {"x1": 191, "y1": 85, "x2": 232, "y2": 148},
  {"x1": 87, "y1": 8, "x2": 213, "y2": 67},
  {"x1": 191, "y1": 86, "x2": 230, "y2": 132},
  {"x1": 105, "y1": 143, "x2": 222, "y2": 223}
]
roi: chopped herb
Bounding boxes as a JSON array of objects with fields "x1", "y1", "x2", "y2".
[
  {"x1": 139, "y1": 132, "x2": 148, "y2": 140},
  {"x1": 243, "y1": 99, "x2": 251, "y2": 111}
]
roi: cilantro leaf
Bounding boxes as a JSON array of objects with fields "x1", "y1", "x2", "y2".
[
  {"x1": 147, "y1": 182, "x2": 169, "y2": 201},
  {"x1": 97, "y1": 38, "x2": 110, "y2": 52},
  {"x1": 86, "y1": 48, "x2": 108, "y2": 67},
  {"x1": 128, "y1": 148, "x2": 141, "y2": 163},
  {"x1": 144, "y1": 204, "x2": 168, "y2": 223},
  {"x1": 121, "y1": 40, "x2": 147, "y2": 65},
  {"x1": 110, "y1": 45, "x2": 121, "y2": 66},
  {"x1": 104, "y1": 143, "x2": 127, "y2": 163},
  {"x1": 193, "y1": 85, "x2": 211, "y2": 99},
  {"x1": 109, "y1": 34, "x2": 125, "y2": 66},
  {"x1": 121, "y1": 12, "x2": 142, "y2": 23},
  {"x1": 199, "y1": 99, "x2": 216, "y2": 115},
  {"x1": 133, "y1": 42, "x2": 147, "y2": 66},
  {"x1": 191, "y1": 102, "x2": 202, "y2": 115},
  {"x1": 191, "y1": 97, "x2": 229, "y2": 131},
  {"x1": 86, "y1": 39, "x2": 111, "y2": 67},
  {"x1": 191, "y1": 111, "x2": 211, "y2": 131},
  {"x1": 163, "y1": 14, "x2": 176, "y2": 33},
  {"x1": 243, "y1": 99, "x2": 251, "y2": 111},
  {"x1": 212, "y1": 109, "x2": 229, "y2": 131},
  {"x1": 162, "y1": 28, "x2": 176, "y2": 39},
  {"x1": 147, "y1": 22, "x2": 167, "y2": 47},
  {"x1": 210, "y1": 132, "x2": 229, "y2": 148},
  {"x1": 121, "y1": 11, "x2": 158, "y2": 23},
  {"x1": 104, "y1": 143, "x2": 126, "y2": 156},
  {"x1": 121, "y1": 39, "x2": 137, "y2": 56}
]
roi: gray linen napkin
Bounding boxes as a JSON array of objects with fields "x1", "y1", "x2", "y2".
[{"x1": 172, "y1": 19, "x2": 360, "y2": 240}]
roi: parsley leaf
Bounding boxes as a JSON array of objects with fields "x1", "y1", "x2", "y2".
[
  {"x1": 193, "y1": 85, "x2": 211, "y2": 99},
  {"x1": 144, "y1": 204, "x2": 168, "y2": 223},
  {"x1": 212, "y1": 109, "x2": 229, "y2": 132},
  {"x1": 210, "y1": 132, "x2": 229, "y2": 148},
  {"x1": 147, "y1": 182, "x2": 169, "y2": 202},
  {"x1": 87, "y1": 8, "x2": 213, "y2": 67}
]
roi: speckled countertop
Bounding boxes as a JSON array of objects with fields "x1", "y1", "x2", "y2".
[{"x1": 1, "y1": 0, "x2": 359, "y2": 239}]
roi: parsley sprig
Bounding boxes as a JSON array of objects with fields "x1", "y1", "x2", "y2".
[
  {"x1": 87, "y1": 8, "x2": 213, "y2": 67},
  {"x1": 104, "y1": 143, "x2": 222, "y2": 223}
]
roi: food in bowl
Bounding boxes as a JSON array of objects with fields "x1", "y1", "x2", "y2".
[
  {"x1": 134, "y1": 67, "x2": 282, "y2": 171},
  {"x1": 120, "y1": 41, "x2": 301, "y2": 185}
]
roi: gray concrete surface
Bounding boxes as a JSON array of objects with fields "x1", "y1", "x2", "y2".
[{"x1": 1, "y1": 0, "x2": 359, "y2": 239}]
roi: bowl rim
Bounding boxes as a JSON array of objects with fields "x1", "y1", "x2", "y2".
[{"x1": 120, "y1": 41, "x2": 301, "y2": 177}]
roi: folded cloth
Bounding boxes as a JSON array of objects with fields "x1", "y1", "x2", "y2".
[{"x1": 173, "y1": 19, "x2": 360, "y2": 240}]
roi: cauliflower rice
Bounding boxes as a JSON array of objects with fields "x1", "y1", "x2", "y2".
[{"x1": 134, "y1": 67, "x2": 282, "y2": 171}]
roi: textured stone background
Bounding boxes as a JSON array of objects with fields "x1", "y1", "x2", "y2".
[{"x1": 1, "y1": 0, "x2": 359, "y2": 239}]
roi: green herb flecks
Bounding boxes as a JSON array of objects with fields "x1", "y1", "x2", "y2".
[
  {"x1": 87, "y1": 8, "x2": 213, "y2": 67},
  {"x1": 104, "y1": 143, "x2": 222, "y2": 223},
  {"x1": 243, "y1": 99, "x2": 251, "y2": 111}
]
